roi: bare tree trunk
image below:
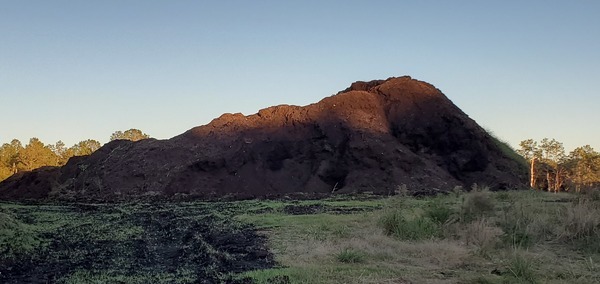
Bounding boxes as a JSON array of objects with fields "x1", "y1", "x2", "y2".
[
  {"x1": 546, "y1": 172, "x2": 553, "y2": 192},
  {"x1": 555, "y1": 168, "x2": 562, "y2": 192},
  {"x1": 530, "y1": 158, "x2": 537, "y2": 189},
  {"x1": 575, "y1": 168, "x2": 581, "y2": 192}
]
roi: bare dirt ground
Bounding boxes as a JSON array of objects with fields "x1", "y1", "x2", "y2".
[{"x1": 0, "y1": 202, "x2": 275, "y2": 283}]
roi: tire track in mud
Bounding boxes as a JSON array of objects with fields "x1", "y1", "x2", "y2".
[{"x1": 0, "y1": 203, "x2": 275, "y2": 283}]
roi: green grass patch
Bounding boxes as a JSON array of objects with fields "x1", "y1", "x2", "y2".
[
  {"x1": 0, "y1": 211, "x2": 41, "y2": 257},
  {"x1": 336, "y1": 247, "x2": 366, "y2": 263},
  {"x1": 379, "y1": 210, "x2": 440, "y2": 240},
  {"x1": 62, "y1": 269, "x2": 197, "y2": 284},
  {"x1": 425, "y1": 198, "x2": 456, "y2": 224},
  {"x1": 487, "y1": 131, "x2": 528, "y2": 170}
]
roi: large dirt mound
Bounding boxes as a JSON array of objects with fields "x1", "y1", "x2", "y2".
[{"x1": 0, "y1": 76, "x2": 527, "y2": 200}]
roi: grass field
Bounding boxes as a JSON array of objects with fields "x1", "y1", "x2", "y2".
[
  {"x1": 237, "y1": 188, "x2": 600, "y2": 284},
  {"x1": 1, "y1": 188, "x2": 599, "y2": 283}
]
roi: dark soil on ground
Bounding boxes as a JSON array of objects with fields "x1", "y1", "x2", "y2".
[
  {"x1": 281, "y1": 204, "x2": 380, "y2": 215},
  {"x1": 0, "y1": 203, "x2": 275, "y2": 283},
  {"x1": 0, "y1": 76, "x2": 527, "y2": 201}
]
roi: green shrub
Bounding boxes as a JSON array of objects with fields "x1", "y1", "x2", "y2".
[
  {"x1": 379, "y1": 209, "x2": 403, "y2": 235},
  {"x1": 336, "y1": 248, "x2": 365, "y2": 263},
  {"x1": 425, "y1": 199, "x2": 455, "y2": 225},
  {"x1": 379, "y1": 210, "x2": 440, "y2": 241}
]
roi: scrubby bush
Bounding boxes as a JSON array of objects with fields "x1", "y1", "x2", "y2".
[
  {"x1": 506, "y1": 252, "x2": 538, "y2": 283},
  {"x1": 560, "y1": 199, "x2": 600, "y2": 241},
  {"x1": 461, "y1": 218, "x2": 502, "y2": 256},
  {"x1": 452, "y1": 186, "x2": 464, "y2": 198},
  {"x1": 499, "y1": 202, "x2": 536, "y2": 248},
  {"x1": 394, "y1": 184, "x2": 409, "y2": 196},
  {"x1": 556, "y1": 198, "x2": 600, "y2": 252},
  {"x1": 425, "y1": 199, "x2": 455, "y2": 225},
  {"x1": 460, "y1": 187, "x2": 496, "y2": 222},
  {"x1": 379, "y1": 209, "x2": 403, "y2": 235}
]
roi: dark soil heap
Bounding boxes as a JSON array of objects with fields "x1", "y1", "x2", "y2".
[{"x1": 0, "y1": 76, "x2": 527, "y2": 201}]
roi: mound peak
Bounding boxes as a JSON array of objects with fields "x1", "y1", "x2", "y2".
[{"x1": 0, "y1": 76, "x2": 527, "y2": 201}]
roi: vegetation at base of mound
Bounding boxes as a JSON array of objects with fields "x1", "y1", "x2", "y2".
[
  {"x1": 238, "y1": 189, "x2": 600, "y2": 284},
  {"x1": 1, "y1": 190, "x2": 599, "y2": 283}
]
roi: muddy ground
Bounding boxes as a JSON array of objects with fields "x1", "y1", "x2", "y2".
[{"x1": 0, "y1": 202, "x2": 277, "y2": 283}]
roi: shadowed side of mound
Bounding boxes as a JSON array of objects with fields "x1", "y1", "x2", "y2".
[{"x1": 0, "y1": 76, "x2": 527, "y2": 201}]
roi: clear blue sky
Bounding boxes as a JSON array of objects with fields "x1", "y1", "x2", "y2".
[{"x1": 1, "y1": 1, "x2": 599, "y2": 152}]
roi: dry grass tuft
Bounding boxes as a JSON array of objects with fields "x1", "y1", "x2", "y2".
[
  {"x1": 460, "y1": 187, "x2": 495, "y2": 222},
  {"x1": 461, "y1": 218, "x2": 503, "y2": 256},
  {"x1": 506, "y1": 251, "x2": 538, "y2": 283},
  {"x1": 560, "y1": 198, "x2": 600, "y2": 241}
]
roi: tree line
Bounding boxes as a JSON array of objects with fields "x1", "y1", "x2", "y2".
[
  {"x1": 517, "y1": 138, "x2": 600, "y2": 192},
  {"x1": 0, "y1": 129, "x2": 150, "y2": 182}
]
